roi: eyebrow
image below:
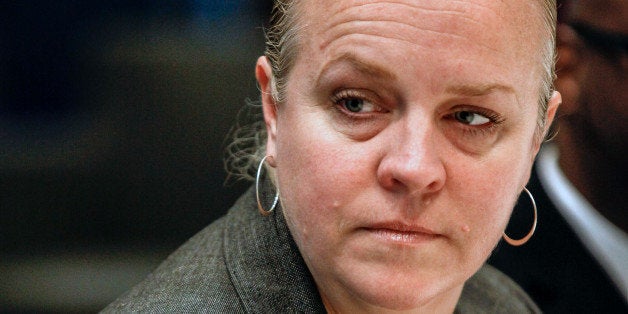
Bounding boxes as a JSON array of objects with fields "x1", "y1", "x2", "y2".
[
  {"x1": 316, "y1": 52, "x2": 397, "y2": 87},
  {"x1": 316, "y1": 53, "x2": 516, "y2": 101},
  {"x1": 445, "y1": 83, "x2": 515, "y2": 97}
]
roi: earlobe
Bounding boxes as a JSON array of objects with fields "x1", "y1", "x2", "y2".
[{"x1": 255, "y1": 56, "x2": 279, "y2": 164}]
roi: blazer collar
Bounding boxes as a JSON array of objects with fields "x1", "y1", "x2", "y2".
[{"x1": 223, "y1": 182, "x2": 326, "y2": 313}]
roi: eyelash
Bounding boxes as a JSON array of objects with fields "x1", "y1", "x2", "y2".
[
  {"x1": 450, "y1": 107, "x2": 504, "y2": 136},
  {"x1": 330, "y1": 90, "x2": 382, "y2": 115}
]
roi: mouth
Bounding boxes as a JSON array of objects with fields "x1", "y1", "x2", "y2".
[{"x1": 362, "y1": 222, "x2": 441, "y2": 245}]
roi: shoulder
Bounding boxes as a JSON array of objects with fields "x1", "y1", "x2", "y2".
[
  {"x1": 102, "y1": 211, "x2": 248, "y2": 312},
  {"x1": 456, "y1": 264, "x2": 540, "y2": 313}
]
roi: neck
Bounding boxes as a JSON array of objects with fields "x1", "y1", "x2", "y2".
[{"x1": 556, "y1": 124, "x2": 628, "y2": 233}]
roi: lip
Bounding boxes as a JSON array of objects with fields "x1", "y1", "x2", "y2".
[{"x1": 362, "y1": 222, "x2": 441, "y2": 244}]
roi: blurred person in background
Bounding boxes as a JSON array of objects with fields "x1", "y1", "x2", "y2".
[{"x1": 489, "y1": 0, "x2": 627, "y2": 312}]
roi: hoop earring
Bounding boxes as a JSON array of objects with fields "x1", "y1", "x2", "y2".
[
  {"x1": 255, "y1": 155, "x2": 279, "y2": 216},
  {"x1": 503, "y1": 187, "x2": 537, "y2": 246}
]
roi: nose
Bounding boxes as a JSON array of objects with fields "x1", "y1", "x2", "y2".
[{"x1": 376, "y1": 116, "x2": 446, "y2": 196}]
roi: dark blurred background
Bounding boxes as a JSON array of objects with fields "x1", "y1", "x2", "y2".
[{"x1": 1, "y1": 1, "x2": 271, "y2": 312}]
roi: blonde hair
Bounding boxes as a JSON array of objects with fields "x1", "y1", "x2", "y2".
[
  {"x1": 225, "y1": 0, "x2": 558, "y2": 181},
  {"x1": 536, "y1": 0, "x2": 559, "y2": 140}
]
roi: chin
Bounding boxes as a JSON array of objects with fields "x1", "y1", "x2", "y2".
[
  {"x1": 343, "y1": 266, "x2": 462, "y2": 312},
  {"x1": 356, "y1": 285, "x2": 453, "y2": 312}
]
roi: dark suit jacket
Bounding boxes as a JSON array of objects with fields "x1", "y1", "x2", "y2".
[
  {"x1": 104, "y1": 185, "x2": 540, "y2": 313},
  {"x1": 489, "y1": 167, "x2": 627, "y2": 313}
]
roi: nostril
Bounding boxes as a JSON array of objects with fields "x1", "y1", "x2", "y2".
[
  {"x1": 376, "y1": 132, "x2": 447, "y2": 195},
  {"x1": 390, "y1": 177, "x2": 405, "y2": 190},
  {"x1": 425, "y1": 179, "x2": 444, "y2": 193},
  {"x1": 378, "y1": 173, "x2": 403, "y2": 191}
]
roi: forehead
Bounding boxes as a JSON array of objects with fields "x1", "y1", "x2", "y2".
[
  {"x1": 295, "y1": 0, "x2": 545, "y2": 63},
  {"x1": 297, "y1": 1, "x2": 543, "y2": 37},
  {"x1": 291, "y1": 0, "x2": 546, "y2": 93}
]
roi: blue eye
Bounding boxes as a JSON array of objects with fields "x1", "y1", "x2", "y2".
[
  {"x1": 454, "y1": 111, "x2": 491, "y2": 126},
  {"x1": 339, "y1": 98, "x2": 383, "y2": 114},
  {"x1": 331, "y1": 89, "x2": 386, "y2": 115},
  {"x1": 343, "y1": 98, "x2": 364, "y2": 112}
]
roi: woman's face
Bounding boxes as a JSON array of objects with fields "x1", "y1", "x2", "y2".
[{"x1": 259, "y1": 0, "x2": 559, "y2": 311}]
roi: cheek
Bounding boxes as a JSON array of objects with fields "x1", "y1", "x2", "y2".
[
  {"x1": 446, "y1": 150, "x2": 531, "y2": 254},
  {"x1": 273, "y1": 110, "x2": 373, "y2": 245}
]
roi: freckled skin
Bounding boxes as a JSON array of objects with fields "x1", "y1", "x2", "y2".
[{"x1": 257, "y1": 0, "x2": 561, "y2": 312}]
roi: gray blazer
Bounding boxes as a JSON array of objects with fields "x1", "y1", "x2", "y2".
[{"x1": 103, "y1": 186, "x2": 540, "y2": 313}]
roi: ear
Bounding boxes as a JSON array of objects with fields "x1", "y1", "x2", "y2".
[
  {"x1": 544, "y1": 91, "x2": 562, "y2": 135},
  {"x1": 532, "y1": 91, "x2": 561, "y2": 156},
  {"x1": 554, "y1": 24, "x2": 582, "y2": 116},
  {"x1": 256, "y1": 56, "x2": 278, "y2": 167}
]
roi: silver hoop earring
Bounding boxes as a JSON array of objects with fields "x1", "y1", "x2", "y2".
[
  {"x1": 255, "y1": 155, "x2": 279, "y2": 216},
  {"x1": 503, "y1": 187, "x2": 537, "y2": 246}
]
